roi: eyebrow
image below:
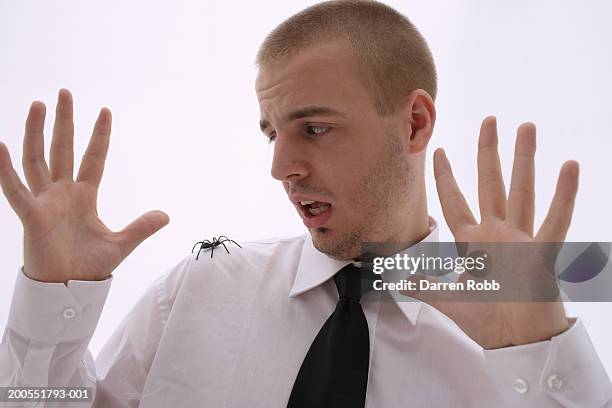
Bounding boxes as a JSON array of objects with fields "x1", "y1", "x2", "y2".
[{"x1": 259, "y1": 106, "x2": 346, "y2": 133}]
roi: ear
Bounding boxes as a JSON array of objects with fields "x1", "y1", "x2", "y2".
[{"x1": 399, "y1": 89, "x2": 436, "y2": 154}]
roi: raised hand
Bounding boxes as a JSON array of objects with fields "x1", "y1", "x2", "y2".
[
  {"x1": 0, "y1": 89, "x2": 170, "y2": 284},
  {"x1": 419, "y1": 116, "x2": 578, "y2": 349}
]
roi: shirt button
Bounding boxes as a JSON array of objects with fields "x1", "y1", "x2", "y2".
[
  {"x1": 513, "y1": 378, "x2": 529, "y2": 394},
  {"x1": 547, "y1": 374, "x2": 563, "y2": 391},
  {"x1": 62, "y1": 307, "x2": 77, "y2": 319}
]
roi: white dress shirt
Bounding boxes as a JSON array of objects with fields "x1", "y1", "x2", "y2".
[{"x1": 1, "y1": 217, "x2": 611, "y2": 407}]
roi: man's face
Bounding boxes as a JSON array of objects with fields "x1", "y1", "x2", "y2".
[{"x1": 256, "y1": 40, "x2": 416, "y2": 260}]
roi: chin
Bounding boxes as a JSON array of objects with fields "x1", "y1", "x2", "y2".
[{"x1": 309, "y1": 226, "x2": 363, "y2": 261}]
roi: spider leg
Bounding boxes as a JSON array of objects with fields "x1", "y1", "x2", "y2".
[
  {"x1": 226, "y1": 239, "x2": 242, "y2": 248},
  {"x1": 193, "y1": 241, "x2": 208, "y2": 261},
  {"x1": 192, "y1": 241, "x2": 203, "y2": 253},
  {"x1": 197, "y1": 243, "x2": 207, "y2": 260},
  {"x1": 218, "y1": 236, "x2": 240, "y2": 247},
  {"x1": 210, "y1": 242, "x2": 215, "y2": 258},
  {"x1": 218, "y1": 235, "x2": 237, "y2": 245},
  {"x1": 219, "y1": 241, "x2": 230, "y2": 254}
]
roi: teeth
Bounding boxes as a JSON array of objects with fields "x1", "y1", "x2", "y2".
[
  {"x1": 300, "y1": 200, "x2": 315, "y2": 205},
  {"x1": 308, "y1": 204, "x2": 330, "y2": 215}
]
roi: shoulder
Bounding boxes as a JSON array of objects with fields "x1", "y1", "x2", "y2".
[{"x1": 159, "y1": 233, "x2": 309, "y2": 301}]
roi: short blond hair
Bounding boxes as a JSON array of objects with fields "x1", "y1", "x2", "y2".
[{"x1": 256, "y1": 0, "x2": 437, "y2": 116}]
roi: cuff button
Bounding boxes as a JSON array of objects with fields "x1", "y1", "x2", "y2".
[
  {"x1": 547, "y1": 374, "x2": 563, "y2": 391},
  {"x1": 62, "y1": 307, "x2": 77, "y2": 319},
  {"x1": 513, "y1": 378, "x2": 528, "y2": 394}
]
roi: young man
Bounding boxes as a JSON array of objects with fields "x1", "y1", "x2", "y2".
[{"x1": 1, "y1": 1, "x2": 610, "y2": 406}]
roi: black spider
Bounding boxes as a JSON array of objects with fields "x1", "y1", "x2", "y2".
[{"x1": 191, "y1": 235, "x2": 242, "y2": 260}]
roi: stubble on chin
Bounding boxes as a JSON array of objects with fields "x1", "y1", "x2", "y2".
[{"x1": 311, "y1": 223, "x2": 368, "y2": 260}]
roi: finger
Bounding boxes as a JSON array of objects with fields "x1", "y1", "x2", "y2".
[
  {"x1": 536, "y1": 161, "x2": 579, "y2": 242},
  {"x1": 477, "y1": 116, "x2": 506, "y2": 221},
  {"x1": 22, "y1": 101, "x2": 52, "y2": 195},
  {"x1": 0, "y1": 142, "x2": 37, "y2": 221},
  {"x1": 50, "y1": 88, "x2": 74, "y2": 181},
  {"x1": 116, "y1": 210, "x2": 170, "y2": 259},
  {"x1": 76, "y1": 107, "x2": 112, "y2": 188},
  {"x1": 507, "y1": 122, "x2": 536, "y2": 235},
  {"x1": 434, "y1": 148, "x2": 477, "y2": 234}
]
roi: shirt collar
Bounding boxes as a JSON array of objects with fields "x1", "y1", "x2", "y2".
[{"x1": 289, "y1": 216, "x2": 439, "y2": 326}]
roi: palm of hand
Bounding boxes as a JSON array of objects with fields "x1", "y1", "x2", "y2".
[{"x1": 0, "y1": 89, "x2": 169, "y2": 284}]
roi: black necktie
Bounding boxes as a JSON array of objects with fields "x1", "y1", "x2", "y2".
[{"x1": 287, "y1": 263, "x2": 372, "y2": 408}]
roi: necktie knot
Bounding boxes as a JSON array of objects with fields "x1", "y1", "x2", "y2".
[{"x1": 333, "y1": 263, "x2": 376, "y2": 301}]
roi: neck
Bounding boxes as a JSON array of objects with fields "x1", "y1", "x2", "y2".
[
  {"x1": 354, "y1": 191, "x2": 430, "y2": 263},
  {"x1": 392, "y1": 180, "x2": 430, "y2": 244}
]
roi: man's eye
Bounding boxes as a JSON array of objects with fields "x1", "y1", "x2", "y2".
[
  {"x1": 306, "y1": 125, "x2": 329, "y2": 136},
  {"x1": 267, "y1": 133, "x2": 276, "y2": 144}
]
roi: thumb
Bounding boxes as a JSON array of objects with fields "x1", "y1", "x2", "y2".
[{"x1": 117, "y1": 210, "x2": 170, "y2": 259}]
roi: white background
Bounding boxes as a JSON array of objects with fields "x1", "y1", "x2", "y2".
[{"x1": 1, "y1": 0, "x2": 611, "y2": 374}]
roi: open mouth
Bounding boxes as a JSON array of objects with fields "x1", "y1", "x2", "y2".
[
  {"x1": 297, "y1": 200, "x2": 333, "y2": 228},
  {"x1": 299, "y1": 200, "x2": 331, "y2": 216}
]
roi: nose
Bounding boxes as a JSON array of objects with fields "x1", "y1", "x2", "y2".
[{"x1": 270, "y1": 132, "x2": 309, "y2": 182}]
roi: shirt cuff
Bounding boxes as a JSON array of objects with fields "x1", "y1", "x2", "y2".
[
  {"x1": 483, "y1": 317, "x2": 612, "y2": 407},
  {"x1": 7, "y1": 266, "x2": 113, "y2": 344}
]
